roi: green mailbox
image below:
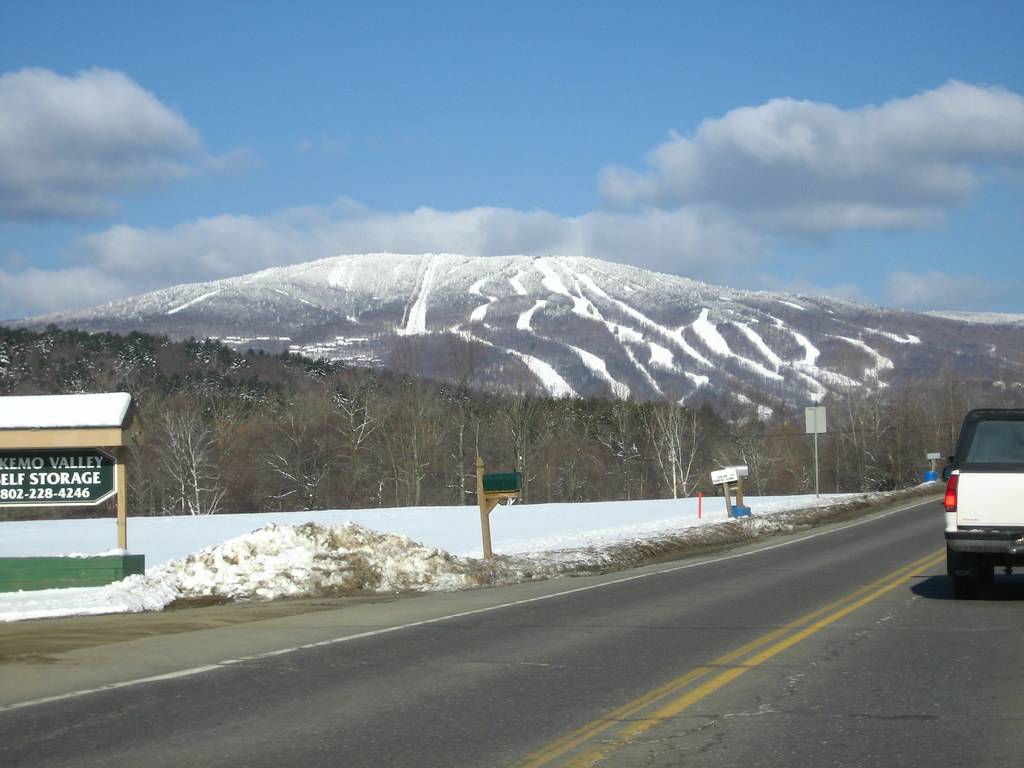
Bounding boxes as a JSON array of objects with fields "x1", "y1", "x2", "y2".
[{"x1": 482, "y1": 472, "x2": 522, "y2": 494}]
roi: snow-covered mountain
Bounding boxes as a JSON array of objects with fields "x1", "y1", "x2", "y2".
[{"x1": 20, "y1": 254, "x2": 1024, "y2": 408}]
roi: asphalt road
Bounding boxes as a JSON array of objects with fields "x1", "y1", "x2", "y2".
[{"x1": 2, "y1": 496, "x2": 1022, "y2": 767}]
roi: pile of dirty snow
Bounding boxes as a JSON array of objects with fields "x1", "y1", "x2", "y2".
[
  {"x1": 0, "y1": 522, "x2": 495, "y2": 621},
  {"x1": 155, "y1": 522, "x2": 487, "y2": 600}
]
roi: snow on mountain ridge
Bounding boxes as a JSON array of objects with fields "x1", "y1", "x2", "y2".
[{"x1": 16, "y1": 253, "x2": 1024, "y2": 408}]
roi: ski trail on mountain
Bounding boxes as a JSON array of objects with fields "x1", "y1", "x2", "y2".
[
  {"x1": 399, "y1": 255, "x2": 439, "y2": 335},
  {"x1": 835, "y1": 336, "x2": 894, "y2": 378},
  {"x1": 648, "y1": 342, "x2": 675, "y2": 370},
  {"x1": 508, "y1": 270, "x2": 528, "y2": 296},
  {"x1": 460, "y1": 330, "x2": 578, "y2": 398},
  {"x1": 537, "y1": 259, "x2": 604, "y2": 321},
  {"x1": 167, "y1": 290, "x2": 222, "y2": 316},
  {"x1": 777, "y1": 299, "x2": 806, "y2": 311},
  {"x1": 732, "y1": 321, "x2": 784, "y2": 368},
  {"x1": 794, "y1": 369, "x2": 827, "y2": 402},
  {"x1": 771, "y1": 316, "x2": 820, "y2": 367},
  {"x1": 686, "y1": 371, "x2": 710, "y2": 388},
  {"x1": 563, "y1": 261, "x2": 686, "y2": 396},
  {"x1": 622, "y1": 345, "x2": 665, "y2": 398},
  {"x1": 766, "y1": 314, "x2": 830, "y2": 399},
  {"x1": 567, "y1": 344, "x2": 631, "y2": 399},
  {"x1": 534, "y1": 258, "x2": 571, "y2": 297},
  {"x1": 517, "y1": 299, "x2": 547, "y2": 331},
  {"x1": 508, "y1": 351, "x2": 577, "y2": 398},
  {"x1": 572, "y1": 271, "x2": 713, "y2": 368},
  {"x1": 865, "y1": 328, "x2": 920, "y2": 344},
  {"x1": 327, "y1": 256, "x2": 359, "y2": 291},
  {"x1": 468, "y1": 276, "x2": 496, "y2": 324},
  {"x1": 692, "y1": 308, "x2": 783, "y2": 381}
]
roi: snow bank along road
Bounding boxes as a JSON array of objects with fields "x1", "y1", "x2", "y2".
[{"x1": 3, "y1": 496, "x2": 1023, "y2": 767}]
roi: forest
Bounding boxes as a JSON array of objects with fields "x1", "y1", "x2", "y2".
[{"x1": 2, "y1": 325, "x2": 1022, "y2": 519}]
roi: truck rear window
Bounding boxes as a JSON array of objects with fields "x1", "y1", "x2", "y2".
[{"x1": 964, "y1": 419, "x2": 1024, "y2": 464}]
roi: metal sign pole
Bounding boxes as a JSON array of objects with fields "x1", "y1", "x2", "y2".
[
  {"x1": 813, "y1": 429, "x2": 820, "y2": 498},
  {"x1": 805, "y1": 405, "x2": 826, "y2": 498}
]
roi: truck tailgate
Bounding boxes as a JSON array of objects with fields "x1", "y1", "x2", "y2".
[{"x1": 957, "y1": 473, "x2": 1024, "y2": 528}]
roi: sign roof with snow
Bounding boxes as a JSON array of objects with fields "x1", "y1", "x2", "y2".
[{"x1": 0, "y1": 393, "x2": 132, "y2": 430}]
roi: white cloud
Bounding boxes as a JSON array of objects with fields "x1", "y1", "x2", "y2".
[
  {"x1": 884, "y1": 269, "x2": 1004, "y2": 311},
  {"x1": 5, "y1": 80, "x2": 1022, "y2": 318},
  {"x1": 748, "y1": 274, "x2": 868, "y2": 304},
  {"x1": 0, "y1": 200, "x2": 761, "y2": 317},
  {"x1": 601, "y1": 81, "x2": 1024, "y2": 233},
  {"x1": 0, "y1": 68, "x2": 239, "y2": 220},
  {"x1": 0, "y1": 266, "x2": 130, "y2": 320},
  {"x1": 70, "y1": 200, "x2": 762, "y2": 284}
]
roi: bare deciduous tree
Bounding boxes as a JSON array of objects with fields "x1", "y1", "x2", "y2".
[
  {"x1": 158, "y1": 405, "x2": 226, "y2": 515},
  {"x1": 266, "y1": 404, "x2": 335, "y2": 510},
  {"x1": 643, "y1": 401, "x2": 701, "y2": 498}
]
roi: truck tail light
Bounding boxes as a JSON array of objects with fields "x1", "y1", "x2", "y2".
[{"x1": 944, "y1": 473, "x2": 958, "y2": 512}]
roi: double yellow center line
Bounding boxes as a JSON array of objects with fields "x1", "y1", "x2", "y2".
[{"x1": 511, "y1": 548, "x2": 946, "y2": 768}]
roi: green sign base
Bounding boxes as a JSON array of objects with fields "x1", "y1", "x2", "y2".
[{"x1": 0, "y1": 555, "x2": 145, "y2": 593}]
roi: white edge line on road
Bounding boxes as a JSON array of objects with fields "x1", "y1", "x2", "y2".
[{"x1": 0, "y1": 496, "x2": 937, "y2": 714}]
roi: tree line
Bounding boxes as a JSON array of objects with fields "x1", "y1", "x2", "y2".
[{"x1": 2, "y1": 325, "x2": 1021, "y2": 519}]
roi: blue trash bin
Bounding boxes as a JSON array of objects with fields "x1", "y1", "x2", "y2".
[
  {"x1": 732, "y1": 505, "x2": 752, "y2": 518},
  {"x1": 924, "y1": 470, "x2": 938, "y2": 483}
]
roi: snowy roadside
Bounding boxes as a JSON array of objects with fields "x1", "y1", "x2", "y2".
[{"x1": 0, "y1": 487, "x2": 938, "y2": 622}]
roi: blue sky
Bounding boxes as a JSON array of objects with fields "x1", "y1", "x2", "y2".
[{"x1": 1, "y1": 0, "x2": 1022, "y2": 317}]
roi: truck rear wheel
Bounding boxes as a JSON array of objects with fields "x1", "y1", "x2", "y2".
[{"x1": 947, "y1": 545, "x2": 979, "y2": 599}]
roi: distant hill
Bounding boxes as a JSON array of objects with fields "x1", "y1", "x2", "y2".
[
  {"x1": 925, "y1": 311, "x2": 1024, "y2": 327},
  {"x1": 20, "y1": 253, "x2": 1024, "y2": 411}
]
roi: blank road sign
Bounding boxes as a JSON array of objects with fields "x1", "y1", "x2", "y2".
[{"x1": 805, "y1": 406, "x2": 826, "y2": 434}]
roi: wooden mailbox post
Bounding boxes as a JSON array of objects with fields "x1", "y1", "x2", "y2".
[{"x1": 476, "y1": 456, "x2": 522, "y2": 560}]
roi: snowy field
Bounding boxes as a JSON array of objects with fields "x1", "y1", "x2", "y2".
[{"x1": 0, "y1": 493, "x2": 866, "y2": 622}]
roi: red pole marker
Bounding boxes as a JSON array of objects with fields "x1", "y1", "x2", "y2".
[{"x1": 698, "y1": 492, "x2": 703, "y2": 519}]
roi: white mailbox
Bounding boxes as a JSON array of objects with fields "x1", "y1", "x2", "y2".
[
  {"x1": 711, "y1": 467, "x2": 739, "y2": 485},
  {"x1": 711, "y1": 466, "x2": 749, "y2": 485}
]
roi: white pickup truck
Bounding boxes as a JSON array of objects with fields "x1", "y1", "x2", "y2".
[{"x1": 944, "y1": 409, "x2": 1024, "y2": 598}]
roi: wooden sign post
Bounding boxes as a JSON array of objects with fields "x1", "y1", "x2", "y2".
[
  {"x1": 0, "y1": 393, "x2": 133, "y2": 548},
  {"x1": 0, "y1": 393, "x2": 142, "y2": 592}
]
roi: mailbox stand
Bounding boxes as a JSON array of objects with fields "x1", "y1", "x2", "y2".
[
  {"x1": 710, "y1": 465, "x2": 750, "y2": 518},
  {"x1": 722, "y1": 481, "x2": 735, "y2": 517},
  {"x1": 476, "y1": 456, "x2": 521, "y2": 559}
]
